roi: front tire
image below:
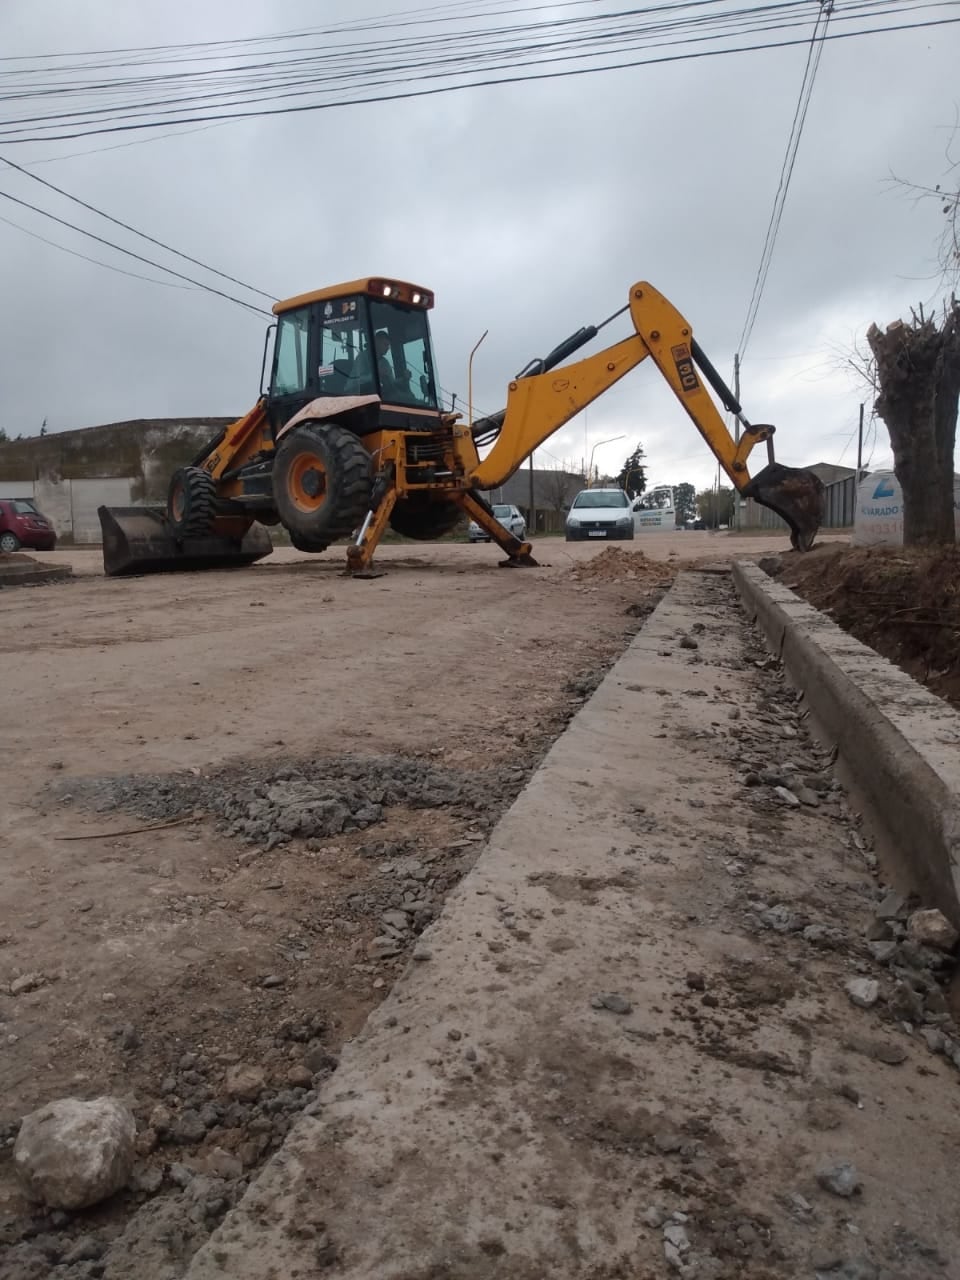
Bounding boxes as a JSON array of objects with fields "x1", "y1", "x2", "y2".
[
  {"x1": 0, "y1": 531, "x2": 20, "y2": 552},
  {"x1": 273, "y1": 423, "x2": 371, "y2": 543},
  {"x1": 167, "y1": 467, "x2": 216, "y2": 537}
]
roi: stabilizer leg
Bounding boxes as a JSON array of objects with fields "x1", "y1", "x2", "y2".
[{"x1": 459, "y1": 491, "x2": 539, "y2": 567}]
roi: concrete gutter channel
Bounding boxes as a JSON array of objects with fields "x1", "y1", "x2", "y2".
[
  {"x1": 183, "y1": 566, "x2": 960, "y2": 1279},
  {"x1": 733, "y1": 560, "x2": 960, "y2": 927}
]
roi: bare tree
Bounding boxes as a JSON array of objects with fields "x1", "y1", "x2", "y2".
[
  {"x1": 867, "y1": 298, "x2": 960, "y2": 546},
  {"x1": 889, "y1": 129, "x2": 959, "y2": 289},
  {"x1": 540, "y1": 465, "x2": 579, "y2": 512}
]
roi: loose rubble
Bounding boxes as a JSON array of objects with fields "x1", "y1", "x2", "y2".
[
  {"x1": 907, "y1": 907, "x2": 958, "y2": 953},
  {"x1": 49, "y1": 753, "x2": 531, "y2": 849},
  {"x1": 567, "y1": 545, "x2": 676, "y2": 585},
  {"x1": 816, "y1": 1160, "x2": 862, "y2": 1199},
  {"x1": 845, "y1": 977, "x2": 879, "y2": 1009},
  {"x1": 13, "y1": 1096, "x2": 136, "y2": 1210}
]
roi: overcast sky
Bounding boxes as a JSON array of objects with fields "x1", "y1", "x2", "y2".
[{"x1": 1, "y1": 0, "x2": 957, "y2": 492}]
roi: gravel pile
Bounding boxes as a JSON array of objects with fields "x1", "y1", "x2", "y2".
[{"x1": 50, "y1": 754, "x2": 530, "y2": 848}]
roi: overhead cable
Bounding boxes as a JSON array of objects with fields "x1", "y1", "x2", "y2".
[
  {"x1": 0, "y1": 2, "x2": 954, "y2": 144},
  {"x1": 0, "y1": 153, "x2": 275, "y2": 300},
  {"x1": 0, "y1": 187, "x2": 270, "y2": 316},
  {"x1": 737, "y1": 0, "x2": 834, "y2": 359}
]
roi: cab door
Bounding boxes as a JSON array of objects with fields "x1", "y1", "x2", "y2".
[{"x1": 267, "y1": 305, "x2": 314, "y2": 436}]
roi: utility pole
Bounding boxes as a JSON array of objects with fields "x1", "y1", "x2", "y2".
[{"x1": 856, "y1": 402, "x2": 864, "y2": 477}]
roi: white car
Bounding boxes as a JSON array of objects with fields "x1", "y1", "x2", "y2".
[
  {"x1": 565, "y1": 488, "x2": 636, "y2": 541},
  {"x1": 469, "y1": 503, "x2": 526, "y2": 542}
]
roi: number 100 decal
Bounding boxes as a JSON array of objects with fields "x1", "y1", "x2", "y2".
[{"x1": 670, "y1": 344, "x2": 700, "y2": 394}]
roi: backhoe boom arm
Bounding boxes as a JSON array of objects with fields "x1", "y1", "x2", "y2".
[
  {"x1": 468, "y1": 282, "x2": 823, "y2": 551},
  {"x1": 474, "y1": 284, "x2": 761, "y2": 492}
]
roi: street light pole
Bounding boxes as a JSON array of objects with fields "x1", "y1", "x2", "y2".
[{"x1": 588, "y1": 434, "x2": 625, "y2": 488}]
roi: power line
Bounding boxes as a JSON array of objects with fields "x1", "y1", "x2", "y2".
[
  {"x1": 0, "y1": 187, "x2": 270, "y2": 316},
  {"x1": 0, "y1": 5, "x2": 954, "y2": 144},
  {"x1": 0, "y1": 211, "x2": 198, "y2": 289},
  {"x1": 737, "y1": 0, "x2": 833, "y2": 360},
  {"x1": 25, "y1": 118, "x2": 232, "y2": 167},
  {"x1": 0, "y1": 153, "x2": 275, "y2": 300}
]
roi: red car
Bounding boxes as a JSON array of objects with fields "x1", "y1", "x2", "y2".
[{"x1": 0, "y1": 498, "x2": 57, "y2": 552}]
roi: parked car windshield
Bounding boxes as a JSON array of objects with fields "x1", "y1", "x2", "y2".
[
  {"x1": 492, "y1": 505, "x2": 513, "y2": 518},
  {"x1": 11, "y1": 500, "x2": 37, "y2": 514},
  {"x1": 572, "y1": 490, "x2": 628, "y2": 509}
]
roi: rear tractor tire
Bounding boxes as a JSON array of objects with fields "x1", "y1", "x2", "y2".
[
  {"x1": 289, "y1": 531, "x2": 330, "y2": 554},
  {"x1": 273, "y1": 423, "x2": 371, "y2": 544},
  {"x1": 167, "y1": 466, "x2": 217, "y2": 538},
  {"x1": 389, "y1": 495, "x2": 464, "y2": 541}
]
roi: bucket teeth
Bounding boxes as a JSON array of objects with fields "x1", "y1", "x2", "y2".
[{"x1": 742, "y1": 464, "x2": 824, "y2": 552}]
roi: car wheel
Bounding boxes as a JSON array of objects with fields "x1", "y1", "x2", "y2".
[{"x1": 0, "y1": 531, "x2": 20, "y2": 553}]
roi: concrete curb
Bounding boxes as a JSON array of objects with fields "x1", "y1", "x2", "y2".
[
  {"x1": 733, "y1": 559, "x2": 960, "y2": 925},
  {"x1": 0, "y1": 559, "x2": 73, "y2": 588}
]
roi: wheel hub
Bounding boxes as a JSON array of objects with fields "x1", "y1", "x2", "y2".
[{"x1": 301, "y1": 467, "x2": 324, "y2": 499}]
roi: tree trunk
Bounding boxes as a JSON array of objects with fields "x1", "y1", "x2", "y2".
[
  {"x1": 934, "y1": 304, "x2": 960, "y2": 528},
  {"x1": 867, "y1": 301, "x2": 960, "y2": 546}
]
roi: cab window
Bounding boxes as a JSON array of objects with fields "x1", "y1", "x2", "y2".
[{"x1": 367, "y1": 299, "x2": 439, "y2": 409}]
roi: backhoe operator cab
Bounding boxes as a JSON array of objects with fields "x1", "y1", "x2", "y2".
[{"x1": 266, "y1": 279, "x2": 441, "y2": 432}]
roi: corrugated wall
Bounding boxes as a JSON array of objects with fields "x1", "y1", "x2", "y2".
[{"x1": 742, "y1": 474, "x2": 857, "y2": 530}]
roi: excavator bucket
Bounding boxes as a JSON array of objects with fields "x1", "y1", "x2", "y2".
[
  {"x1": 98, "y1": 506, "x2": 273, "y2": 577},
  {"x1": 742, "y1": 463, "x2": 825, "y2": 552}
]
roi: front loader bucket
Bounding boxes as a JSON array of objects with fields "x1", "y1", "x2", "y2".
[
  {"x1": 98, "y1": 506, "x2": 272, "y2": 577},
  {"x1": 742, "y1": 463, "x2": 824, "y2": 552}
]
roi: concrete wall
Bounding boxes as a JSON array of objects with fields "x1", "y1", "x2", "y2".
[
  {"x1": 0, "y1": 418, "x2": 234, "y2": 542},
  {"x1": 0, "y1": 478, "x2": 136, "y2": 544}
]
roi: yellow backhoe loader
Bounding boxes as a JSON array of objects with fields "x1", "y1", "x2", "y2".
[{"x1": 98, "y1": 277, "x2": 824, "y2": 576}]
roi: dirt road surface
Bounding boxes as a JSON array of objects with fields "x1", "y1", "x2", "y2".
[{"x1": 7, "y1": 529, "x2": 905, "y2": 1280}]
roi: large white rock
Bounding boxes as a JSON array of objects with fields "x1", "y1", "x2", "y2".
[
  {"x1": 907, "y1": 908, "x2": 959, "y2": 953},
  {"x1": 13, "y1": 1096, "x2": 136, "y2": 1209}
]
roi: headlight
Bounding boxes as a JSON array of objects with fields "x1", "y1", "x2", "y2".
[
  {"x1": 617, "y1": 516, "x2": 633, "y2": 526},
  {"x1": 566, "y1": 517, "x2": 579, "y2": 528}
]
